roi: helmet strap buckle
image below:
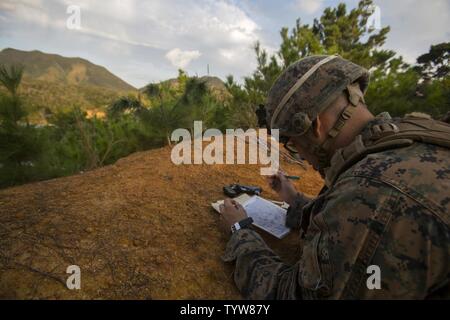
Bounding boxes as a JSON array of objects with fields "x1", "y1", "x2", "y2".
[{"x1": 312, "y1": 101, "x2": 358, "y2": 170}]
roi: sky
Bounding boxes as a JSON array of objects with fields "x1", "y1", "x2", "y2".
[{"x1": 0, "y1": 0, "x2": 449, "y2": 88}]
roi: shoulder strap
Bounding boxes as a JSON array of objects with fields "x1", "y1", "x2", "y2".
[{"x1": 324, "y1": 116, "x2": 450, "y2": 188}]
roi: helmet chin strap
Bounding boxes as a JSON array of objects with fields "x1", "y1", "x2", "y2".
[{"x1": 309, "y1": 83, "x2": 364, "y2": 170}]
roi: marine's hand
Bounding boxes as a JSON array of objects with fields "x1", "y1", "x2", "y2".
[
  {"x1": 219, "y1": 198, "x2": 248, "y2": 233},
  {"x1": 266, "y1": 170, "x2": 298, "y2": 206}
]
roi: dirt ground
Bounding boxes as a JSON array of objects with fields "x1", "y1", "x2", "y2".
[{"x1": 0, "y1": 142, "x2": 323, "y2": 299}]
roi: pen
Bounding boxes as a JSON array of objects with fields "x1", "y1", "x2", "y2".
[{"x1": 284, "y1": 175, "x2": 300, "y2": 180}]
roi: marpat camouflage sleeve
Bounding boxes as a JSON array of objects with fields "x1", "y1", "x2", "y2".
[
  {"x1": 285, "y1": 193, "x2": 312, "y2": 229},
  {"x1": 222, "y1": 228, "x2": 301, "y2": 299}
]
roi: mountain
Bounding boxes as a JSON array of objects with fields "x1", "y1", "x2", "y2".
[
  {"x1": 0, "y1": 48, "x2": 137, "y2": 121},
  {"x1": 0, "y1": 48, "x2": 135, "y2": 91}
]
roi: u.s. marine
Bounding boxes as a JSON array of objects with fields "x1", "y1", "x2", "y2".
[{"x1": 218, "y1": 55, "x2": 450, "y2": 299}]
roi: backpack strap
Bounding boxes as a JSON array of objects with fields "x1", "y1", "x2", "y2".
[
  {"x1": 324, "y1": 135, "x2": 414, "y2": 187},
  {"x1": 324, "y1": 116, "x2": 450, "y2": 188}
]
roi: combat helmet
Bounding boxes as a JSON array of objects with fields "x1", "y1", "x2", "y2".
[{"x1": 266, "y1": 55, "x2": 370, "y2": 169}]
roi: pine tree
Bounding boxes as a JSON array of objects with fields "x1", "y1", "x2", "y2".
[
  {"x1": 0, "y1": 64, "x2": 42, "y2": 187},
  {"x1": 243, "y1": 0, "x2": 395, "y2": 104}
]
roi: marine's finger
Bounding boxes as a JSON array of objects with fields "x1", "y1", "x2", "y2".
[
  {"x1": 233, "y1": 202, "x2": 244, "y2": 210},
  {"x1": 223, "y1": 198, "x2": 235, "y2": 209},
  {"x1": 270, "y1": 174, "x2": 282, "y2": 189},
  {"x1": 230, "y1": 199, "x2": 243, "y2": 211},
  {"x1": 276, "y1": 171, "x2": 289, "y2": 182}
]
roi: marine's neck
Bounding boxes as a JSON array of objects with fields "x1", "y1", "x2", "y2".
[{"x1": 330, "y1": 112, "x2": 375, "y2": 154}]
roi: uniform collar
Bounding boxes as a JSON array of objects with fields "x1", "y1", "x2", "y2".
[{"x1": 323, "y1": 112, "x2": 393, "y2": 187}]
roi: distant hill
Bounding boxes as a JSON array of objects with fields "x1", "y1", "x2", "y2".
[
  {"x1": 147, "y1": 75, "x2": 231, "y2": 101},
  {"x1": 0, "y1": 48, "x2": 135, "y2": 91},
  {"x1": 14, "y1": 78, "x2": 119, "y2": 121},
  {"x1": 197, "y1": 76, "x2": 230, "y2": 99},
  {"x1": 0, "y1": 48, "x2": 231, "y2": 122},
  {"x1": 0, "y1": 48, "x2": 137, "y2": 121}
]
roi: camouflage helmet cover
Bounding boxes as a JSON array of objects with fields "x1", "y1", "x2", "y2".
[{"x1": 266, "y1": 55, "x2": 370, "y2": 137}]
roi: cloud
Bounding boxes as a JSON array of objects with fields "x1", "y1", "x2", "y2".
[
  {"x1": 375, "y1": 0, "x2": 450, "y2": 63},
  {"x1": 0, "y1": 0, "x2": 266, "y2": 86},
  {"x1": 1, "y1": 0, "x2": 447, "y2": 88},
  {"x1": 219, "y1": 48, "x2": 236, "y2": 60},
  {"x1": 165, "y1": 48, "x2": 202, "y2": 69},
  {"x1": 0, "y1": 0, "x2": 53, "y2": 28},
  {"x1": 295, "y1": 0, "x2": 323, "y2": 15}
]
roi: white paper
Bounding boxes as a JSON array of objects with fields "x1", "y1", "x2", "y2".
[{"x1": 211, "y1": 195, "x2": 291, "y2": 239}]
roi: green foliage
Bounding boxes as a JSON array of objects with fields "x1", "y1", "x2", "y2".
[
  {"x1": 224, "y1": 75, "x2": 257, "y2": 129},
  {"x1": 365, "y1": 50, "x2": 450, "y2": 118},
  {"x1": 243, "y1": 43, "x2": 281, "y2": 106},
  {"x1": 0, "y1": 64, "x2": 24, "y2": 96},
  {"x1": 109, "y1": 71, "x2": 230, "y2": 145},
  {"x1": 0, "y1": 63, "x2": 158, "y2": 188},
  {"x1": 43, "y1": 108, "x2": 153, "y2": 174},
  {"x1": 0, "y1": 64, "x2": 43, "y2": 187},
  {"x1": 312, "y1": 0, "x2": 394, "y2": 70},
  {"x1": 243, "y1": 0, "x2": 395, "y2": 104},
  {"x1": 366, "y1": 68, "x2": 450, "y2": 118},
  {"x1": 108, "y1": 95, "x2": 144, "y2": 118},
  {"x1": 241, "y1": 0, "x2": 449, "y2": 120},
  {"x1": 0, "y1": 78, "x2": 128, "y2": 123},
  {"x1": 365, "y1": 67, "x2": 419, "y2": 116},
  {"x1": 415, "y1": 42, "x2": 450, "y2": 80}
]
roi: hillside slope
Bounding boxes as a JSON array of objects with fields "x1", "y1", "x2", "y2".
[
  {"x1": 0, "y1": 48, "x2": 135, "y2": 91},
  {"x1": 0, "y1": 48, "x2": 137, "y2": 120},
  {"x1": 0, "y1": 144, "x2": 323, "y2": 299},
  {"x1": 16, "y1": 78, "x2": 121, "y2": 121}
]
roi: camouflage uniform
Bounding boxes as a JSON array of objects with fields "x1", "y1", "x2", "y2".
[{"x1": 222, "y1": 113, "x2": 450, "y2": 299}]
